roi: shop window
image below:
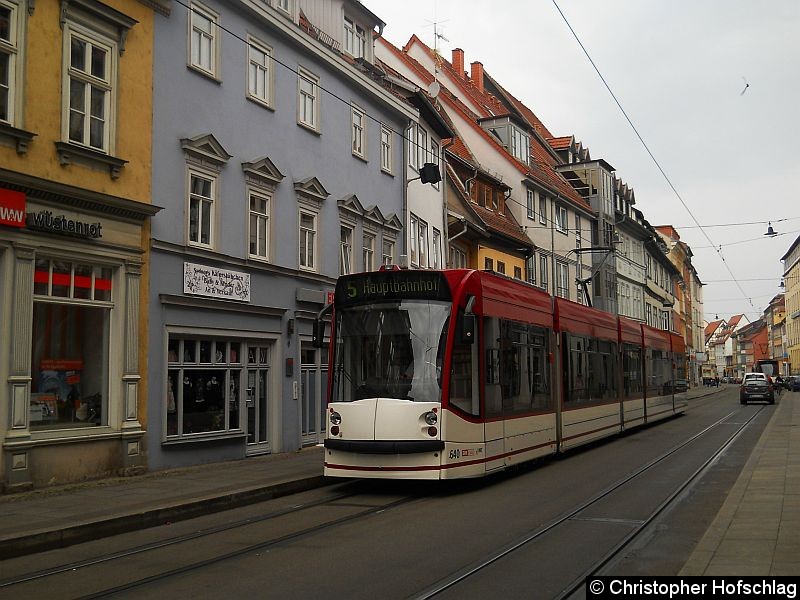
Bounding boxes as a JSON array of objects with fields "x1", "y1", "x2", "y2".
[
  {"x1": 30, "y1": 259, "x2": 113, "y2": 430},
  {"x1": 166, "y1": 337, "x2": 246, "y2": 438}
]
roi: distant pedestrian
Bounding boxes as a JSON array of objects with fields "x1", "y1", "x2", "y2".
[{"x1": 715, "y1": 377, "x2": 720, "y2": 387}]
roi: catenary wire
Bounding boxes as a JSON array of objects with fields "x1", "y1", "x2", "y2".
[{"x1": 551, "y1": 0, "x2": 759, "y2": 314}]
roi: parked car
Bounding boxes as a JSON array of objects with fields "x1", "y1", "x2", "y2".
[
  {"x1": 786, "y1": 376, "x2": 800, "y2": 392},
  {"x1": 740, "y1": 373, "x2": 775, "y2": 405}
]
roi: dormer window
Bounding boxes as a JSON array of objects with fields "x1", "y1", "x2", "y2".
[
  {"x1": 510, "y1": 125, "x2": 529, "y2": 164},
  {"x1": 343, "y1": 16, "x2": 366, "y2": 59}
]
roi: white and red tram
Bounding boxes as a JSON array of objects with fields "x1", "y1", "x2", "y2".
[{"x1": 316, "y1": 268, "x2": 687, "y2": 480}]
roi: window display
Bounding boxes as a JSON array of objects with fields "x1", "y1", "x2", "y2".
[
  {"x1": 30, "y1": 259, "x2": 111, "y2": 429},
  {"x1": 166, "y1": 338, "x2": 243, "y2": 437}
]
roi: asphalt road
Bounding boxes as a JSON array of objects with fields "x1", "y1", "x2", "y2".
[{"x1": 0, "y1": 387, "x2": 770, "y2": 600}]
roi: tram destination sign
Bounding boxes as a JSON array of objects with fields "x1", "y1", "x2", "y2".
[{"x1": 336, "y1": 271, "x2": 451, "y2": 306}]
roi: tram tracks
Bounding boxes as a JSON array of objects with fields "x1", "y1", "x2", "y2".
[
  {"x1": 409, "y1": 405, "x2": 767, "y2": 600},
  {"x1": 0, "y1": 482, "x2": 421, "y2": 598}
]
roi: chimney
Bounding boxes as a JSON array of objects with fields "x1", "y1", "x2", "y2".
[
  {"x1": 452, "y1": 48, "x2": 465, "y2": 79},
  {"x1": 470, "y1": 61, "x2": 484, "y2": 93}
]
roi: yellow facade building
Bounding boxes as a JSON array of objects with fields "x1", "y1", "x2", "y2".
[
  {"x1": 782, "y1": 236, "x2": 800, "y2": 375},
  {"x1": 0, "y1": 0, "x2": 159, "y2": 490}
]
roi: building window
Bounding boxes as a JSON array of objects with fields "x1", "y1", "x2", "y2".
[
  {"x1": 485, "y1": 257, "x2": 494, "y2": 271},
  {"x1": 432, "y1": 228, "x2": 442, "y2": 269},
  {"x1": 340, "y1": 225, "x2": 353, "y2": 275},
  {"x1": 526, "y1": 253, "x2": 536, "y2": 285},
  {"x1": 166, "y1": 337, "x2": 247, "y2": 438},
  {"x1": 297, "y1": 67, "x2": 319, "y2": 131},
  {"x1": 557, "y1": 261, "x2": 569, "y2": 299},
  {"x1": 362, "y1": 233, "x2": 374, "y2": 272},
  {"x1": 539, "y1": 255, "x2": 548, "y2": 290},
  {"x1": 274, "y1": 0, "x2": 291, "y2": 16},
  {"x1": 380, "y1": 125, "x2": 392, "y2": 173},
  {"x1": 382, "y1": 238, "x2": 395, "y2": 266},
  {"x1": 406, "y1": 123, "x2": 416, "y2": 169},
  {"x1": 351, "y1": 104, "x2": 365, "y2": 158},
  {"x1": 343, "y1": 16, "x2": 366, "y2": 59},
  {"x1": 450, "y1": 246, "x2": 466, "y2": 269},
  {"x1": 430, "y1": 140, "x2": 440, "y2": 189},
  {"x1": 417, "y1": 217, "x2": 429, "y2": 268},
  {"x1": 248, "y1": 190, "x2": 270, "y2": 260},
  {"x1": 299, "y1": 210, "x2": 317, "y2": 271},
  {"x1": 510, "y1": 124, "x2": 529, "y2": 164},
  {"x1": 409, "y1": 213, "x2": 418, "y2": 266},
  {"x1": 189, "y1": 2, "x2": 219, "y2": 77},
  {"x1": 555, "y1": 205, "x2": 568, "y2": 234},
  {"x1": 514, "y1": 266, "x2": 522, "y2": 279},
  {"x1": 247, "y1": 38, "x2": 272, "y2": 107},
  {"x1": 30, "y1": 259, "x2": 113, "y2": 430},
  {"x1": 63, "y1": 26, "x2": 115, "y2": 152},
  {"x1": 526, "y1": 189, "x2": 535, "y2": 220},
  {"x1": 497, "y1": 261, "x2": 506, "y2": 275},
  {"x1": 538, "y1": 193, "x2": 547, "y2": 225},
  {"x1": 0, "y1": 0, "x2": 21, "y2": 125},
  {"x1": 416, "y1": 126, "x2": 427, "y2": 170},
  {"x1": 188, "y1": 170, "x2": 215, "y2": 248},
  {"x1": 575, "y1": 214, "x2": 582, "y2": 248}
]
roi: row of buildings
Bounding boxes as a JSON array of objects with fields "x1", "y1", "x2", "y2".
[
  {"x1": 705, "y1": 233, "x2": 800, "y2": 379},
  {"x1": 0, "y1": 0, "x2": 705, "y2": 491}
]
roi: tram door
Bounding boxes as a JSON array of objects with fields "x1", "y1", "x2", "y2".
[
  {"x1": 300, "y1": 342, "x2": 328, "y2": 446},
  {"x1": 246, "y1": 344, "x2": 271, "y2": 455},
  {"x1": 483, "y1": 317, "x2": 506, "y2": 472}
]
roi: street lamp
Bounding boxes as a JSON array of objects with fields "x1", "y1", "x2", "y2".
[{"x1": 764, "y1": 222, "x2": 778, "y2": 237}]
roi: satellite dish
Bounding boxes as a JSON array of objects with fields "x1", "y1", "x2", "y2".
[{"x1": 428, "y1": 81, "x2": 441, "y2": 98}]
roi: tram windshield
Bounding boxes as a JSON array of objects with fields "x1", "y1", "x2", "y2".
[{"x1": 332, "y1": 301, "x2": 451, "y2": 403}]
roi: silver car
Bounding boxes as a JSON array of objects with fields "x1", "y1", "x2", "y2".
[{"x1": 740, "y1": 373, "x2": 775, "y2": 405}]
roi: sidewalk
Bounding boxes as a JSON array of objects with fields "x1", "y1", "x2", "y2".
[
  {"x1": 680, "y1": 388, "x2": 800, "y2": 576},
  {"x1": 0, "y1": 446, "x2": 327, "y2": 559},
  {"x1": 1, "y1": 384, "x2": 788, "y2": 570}
]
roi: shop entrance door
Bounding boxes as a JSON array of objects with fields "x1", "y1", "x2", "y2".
[
  {"x1": 246, "y1": 344, "x2": 271, "y2": 455},
  {"x1": 300, "y1": 343, "x2": 328, "y2": 446}
]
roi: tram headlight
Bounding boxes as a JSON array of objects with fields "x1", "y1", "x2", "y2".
[
  {"x1": 330, "y1": 411, "x2": 342, "y2": 425},
  {"x1": 424, "y1": 411, "x2": 437, "y2": 426}
]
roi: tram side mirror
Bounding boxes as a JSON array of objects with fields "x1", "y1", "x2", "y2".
[
  {"x1": 459, "y1": 314, "x2": 476, "y2": 345},
  {"x1": 312, "y1": 319, "x2": 326, "y2": 348}
]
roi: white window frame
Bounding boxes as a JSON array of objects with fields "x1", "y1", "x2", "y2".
[
  {"x1": 299, "y1": 210, "x2": 318, "y2": 272},
  {"x1": 380, "y1": 125, "x2": 393, "y2": 174},
  {"x1": 382, "y1": 237, "x2": 395, "y2": 266},
  {"x1": 247, "y1": 188, "x2": 271, "y2": 261},
  {"x1": 188, "y1": 1, "x2": 219, "y2": 78},
  {"x1": 406, "y1": 123, "x2": 417, "y2": 169},
  {"x1": 555, "y1": 205, "x2": 568, "y2": 234},
  {"x1": 450, "y1": 246, "x2": 467, "y2": 269},
  {"x1": 409, "y1": 213, "x2": 419, "y2": 266},
  {"x1": 274, "y1": 0, "x2": 291, "y2": 17},
  {"x1": 526, "y1": 189, "x2": 535, "y2": 220},
  {"x1": 417, "y1": 217, "x2": 429, "y2": 268},
  {"x1": 362, "y1": 233, "x2": 374, "y2": 272},
  {"x1": 432, "y1": 228, "x2": 442, "y2": 269},
  {"x1": 187, "y1": 167, "x2": 216, "y2": 249},
  {"x1": 430, "y1": 139, "x2": 440, "y2": 189},
  {"x1": 62, "y1": 24, "x2": 116, "y2": 153},
  {"x1": 351, "y1": 104, "x2": 366, "y2": 159},
  {"x1": 246, "y1": 36, "x2": 273, "y2": 108},
  {"x1": 297, "y1": 67, "x2": 319, "y2": 131},
  {"x1": 0, "y1": 0, "x2": 23, "y2": 126},
  {"x1": 526, "y1": 253, "x2": 536, "y2": 285},
  {"x1": 539, "y1": 255, "x2": 548, "y2": 290},
  {"x1": 538, "y1": 192, "x2": 547, "y2": 225},
  {"x1": 416, "y1": 125, "x2": 427, "y2": 170},
  {"x1": 343, "y1": 15, "x2": 367, "y2": 59},
  {"x1": 340, "y1": 225, "x2": 353, "y2": 275},
  {"x1": 510, "y1": 124, "x2": 529, "y2": 164},
  {"x1": 557, "y1": 261, "x2": 569, "y2": 299}
]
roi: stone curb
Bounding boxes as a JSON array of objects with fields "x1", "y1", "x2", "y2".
[{"x1": 0, "y1": 475, "x2": 330, "y2": 560}]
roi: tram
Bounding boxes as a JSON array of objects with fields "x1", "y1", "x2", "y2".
[{"x1": 314, "y1": 268, "x2": 687, "y2": 480}]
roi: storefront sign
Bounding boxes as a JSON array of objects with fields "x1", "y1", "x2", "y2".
[
  {"x1": 26, "y1": 211, "x2": 103, "y2": 238},
  {"x1": 0, "y1": 188, "x2": 26, "y2": 228},
  {"x1": 184, "y1": 262, "x2": 250, "y2": 302}
]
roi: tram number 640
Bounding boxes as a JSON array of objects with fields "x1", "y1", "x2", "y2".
[{"x1": 448, "y1": 449, "x2": 461, "y2": 460}]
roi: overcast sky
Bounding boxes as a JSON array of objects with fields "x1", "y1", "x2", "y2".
[{"x1": 366, "y1": 0, "x2": 800, "y2": 323}]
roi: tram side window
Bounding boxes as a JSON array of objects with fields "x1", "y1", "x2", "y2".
[
  {"x1": 565, "y1": 335, "x2": 617, "y2": 405},
  {"x1": 645, "y1": 349, "x2": 671, "y2": 396},
  {"x1": 623, "y1": 344, "x2": 643, "y2": 399},
  {"x1": 449, "y1": 310, "x2": 479, "y2": 416},
  {"x1": 498, "y1": 320, "x2": 552, "y2": 414},
  {"x1": 484, "y1": 317, "x2": 502, "y2": 418}
]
